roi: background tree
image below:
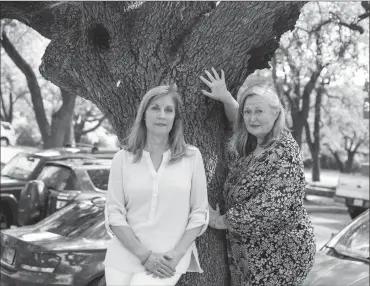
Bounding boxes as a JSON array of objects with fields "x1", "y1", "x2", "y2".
[
  {"x1": 272, "y1": 1, "x2": 369, "y2": 180},
  {"x1": 0, "y1": 2, "x2": 307, "y2": 285},
  {"x1": 73, "y1": 97, "x2": 107, "y2": 144},
  {"x1": 0, "y1": 72, "x2": 28, "y2": 123},
  {"x1": 0, "y1": 21, "x2": 76, "y2": 147},
  {"x1": 1, "y1": 20, "x2": 108, "y2": 148},
  {"x1": 322, "y1": 83, "x2": 369, "y2": 173}
]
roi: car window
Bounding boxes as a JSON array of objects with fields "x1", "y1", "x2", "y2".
[
  {"x1": 86, "y1": 169, "x2": 110, "y2": 190},
  {"x1": 1, "y1": 153, "x2": 41, "y2": 180},
  {"x1": 37, "y1": 165, "x2": 77, "y2": 191},
  {"x1": 36, "y1": 202, "x2": 104, "y2": 239},
  {"x1": 334, "y1": 213, "x2": 369, "y2": 260}
]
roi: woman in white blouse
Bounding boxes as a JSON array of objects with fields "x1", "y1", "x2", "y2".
[{"x1": 104, "y1": 85, "x2": 209, "y2": 286}]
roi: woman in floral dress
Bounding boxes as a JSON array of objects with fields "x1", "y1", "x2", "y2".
[{"x1": 200, "y1": 69, "x2": 316, "y2": 286}]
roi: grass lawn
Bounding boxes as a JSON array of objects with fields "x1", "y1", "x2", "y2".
[{"x1": 304, "y1": 169, "x2": 340, "y2": 188}]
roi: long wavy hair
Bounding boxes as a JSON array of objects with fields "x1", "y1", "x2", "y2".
[
  {"x1": 124, "y1": 84, "x2": 188, "y2": 164},
  {"x1": 232, "y1": 83, "x2": 287, "y2": 157}
]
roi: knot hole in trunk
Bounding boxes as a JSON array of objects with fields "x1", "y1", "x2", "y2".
[{"x1": 88, "y1": 23, "x2": 110, "y2": 50}]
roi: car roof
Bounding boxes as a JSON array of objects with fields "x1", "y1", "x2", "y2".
[
  {"x1": 21, "y1": 146, "x2": 117, "y2": 160},
  {"x1": 0, "y1": 146, "x2": 40, "y2": 163},
  {"x1": 44, "y1": 158, "x2": 112, "y2": 169}
]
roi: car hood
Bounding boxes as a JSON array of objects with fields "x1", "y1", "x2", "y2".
[
  {"x1": 304, "y1": 251, "x2": 369, "y2": 286},
  {"x1": 0, "y1": 176, "x2": 26, "y2": 189},
  {"x1": 1, "y1": 227, "x2": 108, "y2": 252}
]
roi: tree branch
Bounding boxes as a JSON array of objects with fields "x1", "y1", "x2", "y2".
[
  {"x1": 183, "y1": 2, "x2": 306, "y2": 94},
  {"x1": 0, "y1": 1, "x2": 82, "y2": 39},
  {"x1": 300, "y1": 67, "x2": 323, "y2": 122},
  {"x1": 271, "y1": 54, "x2": 284, "y2": 101},
  {"x1": 353, "y1": 139, "x2": 364, "y2": 153},
  {"x1": 324, "y1": 142, "x2": 344, "y2": 172},
  {"x1": 13, "y1": 90, "x2": 29, "y2": 104},
  {"x1": 80, "y1": 116, "x2": 106, "y2": 135}
]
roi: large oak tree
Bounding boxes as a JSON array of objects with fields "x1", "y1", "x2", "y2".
[{"x1": 0, "y1": 2, "x2": 306, "y2": 285}]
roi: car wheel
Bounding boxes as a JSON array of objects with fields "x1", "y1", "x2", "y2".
[
  {"x1": 0, "y1": 137, "x2": 9, "y2": 146},
  {"x1": 0, "y1": 203, "x2": 12, "y2": 229},
  {"x1": 88, "y1": 276, "x2": 105, "y2": 286}
]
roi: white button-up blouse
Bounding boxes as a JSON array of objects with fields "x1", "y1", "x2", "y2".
[{"x1": 104, "y1": 146, "x2": 209, "y2": 274}]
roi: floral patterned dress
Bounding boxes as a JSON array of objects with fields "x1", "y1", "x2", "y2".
[{"x1": 223, "y1": 131, "x2": 316, "y2": 286}]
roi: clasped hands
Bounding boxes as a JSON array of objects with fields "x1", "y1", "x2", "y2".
[
  {"x1": 142, "y1": 250, "x2": 182, "y2": 279},
  {"x1": 209, "y1": 203, "x2": 228, "y2": 230}
]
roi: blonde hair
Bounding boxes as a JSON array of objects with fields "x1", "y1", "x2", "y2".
[
  {"x1": 232, "y1": 83, "x2": 287, "y2": 157},
  {"x1": 125, "y1": 84, "x2": 188, "y2": 164}
]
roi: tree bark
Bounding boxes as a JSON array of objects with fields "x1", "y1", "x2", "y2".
[{"x1": 1, "y1": 2, "x2": 306, "y2": 285}]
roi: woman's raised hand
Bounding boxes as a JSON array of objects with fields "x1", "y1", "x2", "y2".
[{"x1": 200, "y1": 68, "x2": 232, "y2": 103}]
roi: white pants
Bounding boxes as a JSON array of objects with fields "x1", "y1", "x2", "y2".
[{"x1": 105, "y1": 267, "x2": 182, "y2": 286}]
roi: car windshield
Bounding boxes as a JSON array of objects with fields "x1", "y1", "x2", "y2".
[
  {"x1": 333, "y1": 212, "x2": 369, "y2": 261},
  {"x1": 1, "y1": 153, "x2": 41, "y2": 180},
  {"x1": 35, "y1": 202, "x2": 104, "y2": 239},
  {"x1": 86, "y1": 169, "x2": 110, "y2": 190}
]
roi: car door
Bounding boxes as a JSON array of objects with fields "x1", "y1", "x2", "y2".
[{"x1": 35, "y1": 164, "x2": 77, "y2": 216}]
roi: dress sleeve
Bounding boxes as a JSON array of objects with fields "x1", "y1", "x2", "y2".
[
  {"x1": 224, "y1": 150, "x2": 305, "y2": 237},
  {"x1": 185, "y1": 148, "x2": 209, "y2": 236},
  {"x1": 105, "y1": 150, "x2": 130, "y2": 236}
]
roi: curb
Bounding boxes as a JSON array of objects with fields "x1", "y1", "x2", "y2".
[
  {"x1": 305, "y1": 205, "x2": 348, "y2": 215},
  {"x1": 305, "y1": 186, "x2": 335, "y2": 198}
]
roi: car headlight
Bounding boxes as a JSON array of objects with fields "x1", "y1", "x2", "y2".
[
  {"x1": 65, "y1": 252, "x2": 95, "y2": 265},
  {"x1": 20, "y1": 252, "x2": 61, "y2": 273}
]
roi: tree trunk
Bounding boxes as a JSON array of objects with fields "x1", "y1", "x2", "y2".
[
  {"x1": 0, "y1": 31, "x2": 51, "y2": 144},
  {"x1": 64, "y1": 113, "x2": 76, "y2": 147},
  {"x1": 292, "y1": 116, "x2": 305, "y2": 147},
  {"x1": 0, "y1": 90, "x2": 13, "y2": 123},
  {"x1": 312, "y1": 148, "x2": 320, "y2": 181},
  {"x1": 74, "y1": 115, "x2": 85, "y2": 143},
  {"x1": 344, "y1": 151, "x2": 356, "y2": 173},
  {"x1": 0, "y1": 2, "x2": 306, "y2": 285},
  {"x1": 330, "y1": 150, "x2": 345, "y2": 173},
  {"x1": 311, "y1": 87, "x2": 323, "y2": 181},
  {"x1": 44, "y1": 89, "x2": 77, "y2": 148}
]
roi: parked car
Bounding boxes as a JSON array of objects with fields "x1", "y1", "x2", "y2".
[
  {"x1": 0, "y1": 146, "x2": 39, "y2": 169},
  {"x1": 304, "y1": 209, "x2": 369, "y2": 285},
  {"x1": 0, "y1": 147, "x2": 116, "y2": 228},
  {"x1": 17, "y1": 157, "x2": 111, "y2": 226},
  {"x1": 335, "y1": 162, "x2": 369, "y2": 219},
  {"x1": 0, "y1": 121, "x2": 17, "y2": 146},
  {"x1": 1, "y1": 198, "x2": 109, "y2": 286}
]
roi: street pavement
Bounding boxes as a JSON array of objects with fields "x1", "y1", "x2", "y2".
[{"x1": 305, "y1": 195, "x2": 352, "y2": 250}]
